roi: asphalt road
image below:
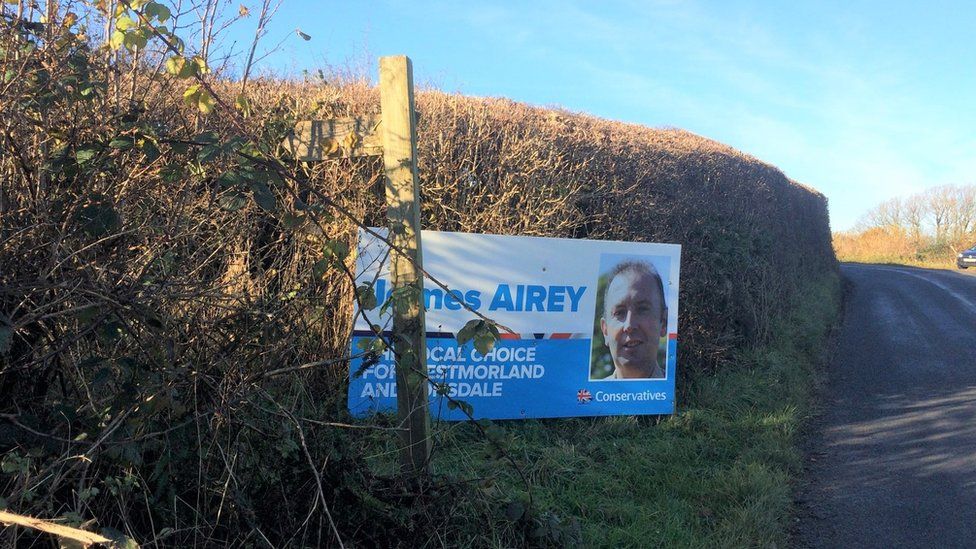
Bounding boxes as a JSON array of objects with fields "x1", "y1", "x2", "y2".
[{"x1": 795, "y1": 263, "x2": 976, "y2": 548}]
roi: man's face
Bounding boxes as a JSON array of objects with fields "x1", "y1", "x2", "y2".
[{"x1": 600, "y1": 271, "x2": 667, "y2": 374}]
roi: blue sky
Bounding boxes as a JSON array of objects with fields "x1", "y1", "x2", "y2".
[{"x1": 222, "y1": 0, "x2": 976, "y2": 231}]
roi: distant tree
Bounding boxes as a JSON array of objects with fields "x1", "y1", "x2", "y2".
[
  {"x1": 840, "y1": 184, "x2": 976, "y2": 263},
  {"x1": 949, "y1": 185, "x2": 976, "y2": 245},
  {"x1": 927, "y1": 185, "x2": 955, "y2": 243},
  {"x1": 866, "y1": 197, "x2": 904, "y2": 229},
  {"x1": 903, "y1": 195, "x2": 925, "y2": 241}
]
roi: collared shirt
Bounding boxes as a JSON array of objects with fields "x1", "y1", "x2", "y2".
[{"x1": 612, "y1": 362, "x2": 664, "y2": 379}]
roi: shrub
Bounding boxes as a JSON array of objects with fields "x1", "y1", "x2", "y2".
[{"x1": 0, "y1": 3, "x2": 834, "y2": 546}]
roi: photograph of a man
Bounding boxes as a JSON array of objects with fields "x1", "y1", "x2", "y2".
[{"x1": 590, "y1": 258, "x2": 669, "y2": 380}]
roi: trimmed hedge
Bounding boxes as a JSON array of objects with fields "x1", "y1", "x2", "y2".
[{"x1": 0, "y1": 13, "x2": 833, "y2": 543}]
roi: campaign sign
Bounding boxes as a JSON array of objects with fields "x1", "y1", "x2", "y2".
[{"x1": 348, "y1": 229, "x2": 681, "y2": 420}]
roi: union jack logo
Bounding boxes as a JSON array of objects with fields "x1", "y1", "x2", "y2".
[{"x1": 577, "y1": 389, "x2": 592, "y2": 403}]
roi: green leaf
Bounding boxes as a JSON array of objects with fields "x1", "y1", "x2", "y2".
[
  {"x1": 180, "y1": 60, "x2": 198, "y2": 79},
  {"x1": 108, "y1": 136, "x2": 134, "y2": 150},
  {"x1": 386, "y1": 284, "x2": 420, "y2": 315},
  {"x1": 218, "y1": 191, "x2": 247, "y2": 211},
  {"x1": 447, "y1": 398, "x2": 474, "y2": 416},
  {"x1": 250, "y1": 181, "x2": 276, "y2": 212},
  {"x1": 196, "y1": 88, "x2": 216, "y2": 114},
  {"x1": 67, "y1": 51, "x2": 88, "y2": 70},
  {"x1": 170, "y1": 142, "x2": 190, "y2": 154},
  {"x1": 371, "y1": 337, "x2": 386, "y2": 353},
  {"x1": 170, "y1": 35, "x2": 185, "y2": 54},
  {"x1": 79, "y1": 85, "x2": 98, "y2": 99},
  {"x1": 140, "y1": 139, "x2": 160, "y2": 162},
  {"x1": 190, "y1": 56, "x2": 209, "y2": 75},
  {"x1": 183, "y1": 84, "x2": 215, "y2": 114},
  {"x1": 473, "y1": 331, "x2": 497, "y2": 356},
  {"x1": 235, "y1": 93, "x2": 252, "y2": 116},
  {"x1": 457, "y1": 319, "x2": 498, "y2": 355},
  {"x1": 109, "y1": 30, "x2": 125, "y2": 50},
  {"x1": 311, "y1": 258, "x2": 329, "y2": 280},
  {"x1": 380, "y1": 295, "x2": 394, "y2": 317},
  {"x1": 281, "y1": 212, "x2": 306, "y2": 229},
  {"x1": 182, "y1": 85, "x2": 201, "y2": 105},
  {"x1": 169, "y1": 56, "x2": 207, "y2": 79},
  {"x1": 355, "y1": 337, "x2": 386, "y2": 354},
  {"x1": 194, "y1": 131, "x2": 220, "y2": 144},
  {"x1": 123, "y1": 29, "x2": 148, "y2": 50},
  {"x1": 456, "y1": 319, "x2": 480, "y2": 346},
  {"x1": 323, "y1": 240, "x2": 350, "y2": 261},
  {"x1": 115, "y1": 15, "x2": 137, "y2": 31},
  {"x1": 164, "y1": 55, "x2": 185, "y2": 76},
  {"x1": 196, "y1": 144, "x2": 221, "y2": 163},
  {"x1": 356, "y1": 284, "x2": 378, "y2": 310},
  {"x1": 221, "y1": 136, "x2": 248, "y2": 152},
  {"x1": 75, "y1": 148, "x2": 98, "y2": 164},
  {"x1": 74, "y1": 200, "x2": 121, "y2": 238},
  {"x1": 217, "y1": 171, "x2": 243, "y2": 188},
  {"x1": 160, "y1": 163, "x2": 184, "y2": 182},
  {"x1": 0, "y1": 452, "x2": 30, "y2": 474},
  {"x1": 144, "y1": 2, "x2": 171, "y2": 22}
]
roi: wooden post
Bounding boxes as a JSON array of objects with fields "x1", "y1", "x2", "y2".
[
  {"x1": 379, "y1": 55, "x2": 430, "y2": 476},
  {"x1": 282, "y1": 55, "x2": 431, "y2": 477}
]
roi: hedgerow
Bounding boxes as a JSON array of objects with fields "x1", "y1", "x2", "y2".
[{"x1": 0, "y1": 2, "x2": 834, "y2": 546}]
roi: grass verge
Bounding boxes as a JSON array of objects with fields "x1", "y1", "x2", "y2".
[{"x1": 421, "y1": 272, "x2": 841, "y2": 548}]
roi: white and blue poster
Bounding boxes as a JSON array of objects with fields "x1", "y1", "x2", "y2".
[{"x1": 348, "y1": 229, "x2": 681, "y2": 420}]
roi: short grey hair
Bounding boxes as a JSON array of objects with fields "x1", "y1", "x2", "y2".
[{"x1": 602, "y1": 260, "x2": 666, "y2": 318}]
